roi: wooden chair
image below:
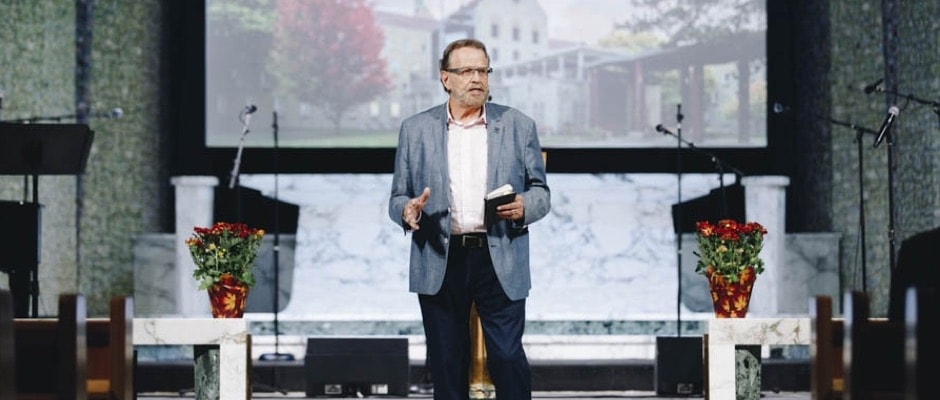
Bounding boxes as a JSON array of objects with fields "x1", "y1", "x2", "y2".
[
  {"x1": 903, "y1": 287, "x2": 937, "y2": 400},
  {"x1": 14, "y1": 293, "x2": 87, "y2": 400},
  {"x1": 810, "y1": 295, "x2": 844, "y2": 400},
  {"x1": 86, "y1": 296, "x2": 134, "y2": 400},
  {"x1": 0, "y1": 290, "x2": 15, "y2": 400},
  {"x1": 842, "y1": 291, "x2": 904, "y2": 400}
]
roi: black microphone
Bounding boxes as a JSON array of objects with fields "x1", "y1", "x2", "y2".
[
  {"x1": 244, "y1": 104, "x2": 258, "y2": 114},
  {"x1": 863, "y1": 78, "x2": 884, "y2": 94},
  {"x1": 873, "y1": 105, "x2": 899, "y2": 148},
  {"x1": 655, "y1": 124, "x2": 674, "y2": 135}
]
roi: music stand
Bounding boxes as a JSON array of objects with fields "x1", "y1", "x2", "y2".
[{"x1": 0, "y1": 122, "x2": 94, "y2": 317}]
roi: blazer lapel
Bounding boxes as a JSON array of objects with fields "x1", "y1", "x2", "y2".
[
  {"x1": 486, "y1": 110, "x2": 503, "y2": 190},
  {"x1": 425, "y1": 105, "x2": 449, "y2": 200}
]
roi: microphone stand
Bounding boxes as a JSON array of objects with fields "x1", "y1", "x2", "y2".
[
  {"x1": 660, "y1": 106, "x2": 741, "y2": 334},
  {"x1": 867, "y1": 86, "x2": 925, "y2": 283},
  {"x1": 228, "y1": 110, "x2": 253, "y2": 190},
  {"x1": 658, "y1": 128, "x2": 746, "y2": 209},
  {"x1": 656, "y1": 126, "x2": 744, "y2": 336},
  {"x1": 182, "y1": 106, "x2": 257, "y2": 398},
  {"x1": 259, "y1": 111, "x2": 293, "y2": 360},
  {"x1": 879, "y1": 115, "x2": 899, "y2": 285},
  {"x1": 774, "y1": 103, "x2": 879, "y2": 293},
  {"x1": 828, "y1": 116, "x2": 879, "y2": 292},
  {"x1": 857, "y1": 104, "x2": 902, "y2": 290},
  {"x1": 254, "y1": 111, "x2": 291, "y2": 397},
  {"x1": 871, "y1": 87, "x2": 940, "y2": 129},
  {"x1": 673, "y1": 104, "x2": 684, "y2": 336}
]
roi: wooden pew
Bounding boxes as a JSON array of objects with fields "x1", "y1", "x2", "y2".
[
  {"x1": 13, "y1": 295, "x2": 134, "y2": 400},
  {"x1": 14, "y1": 293, "x2": 87, "y2": 400},
  {"x1": 86, "y1": 296, "x2": 134, "y2": 400},
  {"x1": 842, "y1": 291, "x2": 904, "y2": 400},
  {"x1": 810, "y1": 295, "x2": 844, "y2": 400},
  {"x1": 903, "y1": 287, "x2": 937, "y2": 400},
  {"x1": 0, "y1": 290, "x2": 15, "y2": 400}
]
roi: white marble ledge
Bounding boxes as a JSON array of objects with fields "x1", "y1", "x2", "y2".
[
  {"x1": 133, "y1": 318, "x2": 248, "y2": 345},
  {"x1": 249, "y1": 334, "x2": 663, "y2": 362},
  {"x1": 706, "y1": 317, "x2": 810, "y2": 345}
]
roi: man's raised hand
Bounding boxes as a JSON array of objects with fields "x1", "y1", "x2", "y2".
[{"x1": 404, "y1": 187, "x2": 431, "y2": 230}]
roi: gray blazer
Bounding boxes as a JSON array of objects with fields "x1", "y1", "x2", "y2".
[{"x1": 388, "y1": 102, "x2": 551, "y2": 300}]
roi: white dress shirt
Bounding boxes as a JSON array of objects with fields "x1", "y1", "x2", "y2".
[{"x1": 447, "y1": 106, "x2": 488, "y2": 234}]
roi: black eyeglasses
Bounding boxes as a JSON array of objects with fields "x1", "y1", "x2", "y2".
[{"x1": 444, "y1": 67, "x2": 493, "y2": 78}]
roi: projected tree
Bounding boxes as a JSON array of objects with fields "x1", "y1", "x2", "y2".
[
  {"x1": 206, "y1": 0, "x2": 275, "y2": 140},
  {"x1": 617, "y1": 0, "x2": 765, "y2": 46},
  {"x1": 270, "y1": 0, "x2": 391, "y2": 133},
  {"x1": 613, "y1": 0, "x2": 767, "y2": 145}
]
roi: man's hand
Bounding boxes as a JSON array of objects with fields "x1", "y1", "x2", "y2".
[
  {"x1": 497, "y1": 195, "x2": 524, "y2": 221},
  {"x1": 404, "y1": 187, "x2": 431, "y2": 230}
]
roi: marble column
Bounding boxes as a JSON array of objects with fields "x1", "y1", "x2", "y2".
[
  {"x1": 194, "y1": 346, "x2": 221, "y2": 400},
  {"x1": 742, "y1": 176, "x2": 790, "y2": 316},
  {"x1": 172, "y1": 176, "x2": 218, "y2": 317}
]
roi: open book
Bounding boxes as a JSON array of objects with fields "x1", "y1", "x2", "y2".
[{"x1": 484, "y1": 184, "x2": 516, "y2": 226}]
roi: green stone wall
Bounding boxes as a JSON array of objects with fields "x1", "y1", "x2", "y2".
[
  {"x1": 0, "y1": 1, "x2": 81, "y2": 315},
  {"x1": 830, "y1": 0, "x2": 940, "y2": 315},
  {"x1": 0, "y1": 0, "x2": 163, "y2": 316}
]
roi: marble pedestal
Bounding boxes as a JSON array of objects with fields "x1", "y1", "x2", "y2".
[
  {"x1": 134, "y1": 318, "x2": 250, "y2": 400},
  {"x1": 706, "y1": 318, "x2": 810, "y2": 400}
]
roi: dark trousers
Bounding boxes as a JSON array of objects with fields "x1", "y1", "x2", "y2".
[{"x1": 419, "y1": 241, "x2": 531, "y2": 400}]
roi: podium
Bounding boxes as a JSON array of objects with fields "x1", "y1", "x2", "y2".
[
  {"x1": 0, "y1": 122, "x2": 93, "y2": 317},
  {"x1": 670, "y1": 182, "x2": 744, "y2": 233}
]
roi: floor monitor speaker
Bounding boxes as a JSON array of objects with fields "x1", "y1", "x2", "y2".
[
  {"x1": 304, "y1": 337, "x2": 410, "y2": 397},
  {"x1": 655, "y1": 335, "x2": 704, "y2": 396}
]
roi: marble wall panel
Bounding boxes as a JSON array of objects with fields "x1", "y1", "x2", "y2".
[{"x1": 138, "y1": 173, "x2": 839, "y2": 326}]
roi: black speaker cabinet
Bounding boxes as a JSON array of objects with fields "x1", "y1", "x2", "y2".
[
  {"x1": 0, "y1": 201, "x2": 40, "y2": 268},
  {"x1": 304, "y1": 337, "x2": 409, "y2": 397},
  {"x1": 655, "y1": 336, "x2": 704, "y2": 396}
]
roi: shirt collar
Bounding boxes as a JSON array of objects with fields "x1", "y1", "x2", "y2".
[{"x1": 447, "y1": 104, "x2": 487, "y2": 129}]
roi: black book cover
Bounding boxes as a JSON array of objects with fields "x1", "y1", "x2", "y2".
[{"x1": 484, "y1": 186, "x2": 515, "y2": 226}]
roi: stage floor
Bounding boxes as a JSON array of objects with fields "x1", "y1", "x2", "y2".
[
  {"x1": 134, "y1": 357, "x2": 810, "y2": 398},
  {"x1": 138, "y1": 390, "x2": 811, "y2": 399}
]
